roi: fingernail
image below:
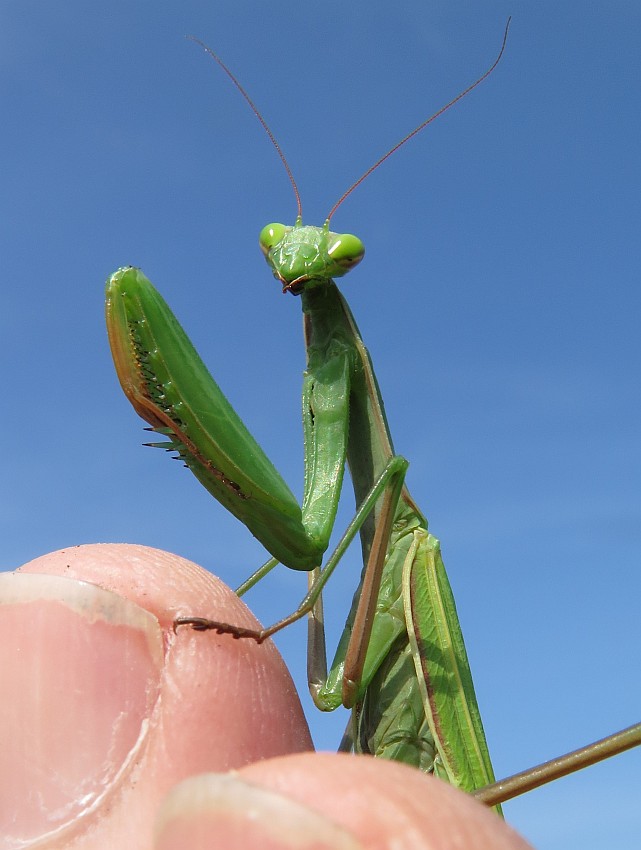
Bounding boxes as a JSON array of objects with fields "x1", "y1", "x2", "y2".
[
  {"x1": 0, "y1": 572, "x2": 163, "y2": 847},
  {"x1": 154, "y1": 773, "x2": 364, "y2": 850}
]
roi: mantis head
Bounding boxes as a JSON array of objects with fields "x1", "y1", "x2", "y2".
[
  {"x1": 259, "y1": 219, "x2": 365, "y2": 295},
  {"x1": 193, "y1": 22, "x2": 509, "y2": 296}
]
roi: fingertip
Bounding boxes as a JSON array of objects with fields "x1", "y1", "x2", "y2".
[
  {"x1": 0, "y1": 571, "x2": 163, "y2": 845},
  {"x1": 237, "y1": 753, "x2": 533, "y2": 850},
  {"x1": 5, "y1": 544, "x2": 313, "y2": 846},
  {"x1": 154, "y1": 773, "x2": 363, "y2": 850}
]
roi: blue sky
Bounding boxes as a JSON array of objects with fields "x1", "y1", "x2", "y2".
[{"x1": 1, "y1": 2, "x2": 639, "y2": 846}]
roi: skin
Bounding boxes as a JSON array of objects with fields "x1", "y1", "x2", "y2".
[{"x1": 1, "y1": 544, "x2": 531, "y2": 849}]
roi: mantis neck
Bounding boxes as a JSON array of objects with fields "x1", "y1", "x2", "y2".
[{"x1": 301, "y1": 282, "x2": 425, "y2": 560}]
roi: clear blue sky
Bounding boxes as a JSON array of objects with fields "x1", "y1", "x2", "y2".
[{"x1": 1, "y1": 2, "x2": 639, "y2": 847}]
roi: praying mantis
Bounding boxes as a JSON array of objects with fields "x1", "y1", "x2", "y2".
[{"x1": 105, "y1": 20, "x2": 641, "y2": 811}]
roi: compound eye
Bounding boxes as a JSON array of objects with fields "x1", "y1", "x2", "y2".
[
  {"x1": 327, "y1": 233, "x2": 365, "y2": 268},
  {"x1": 259, "y1": 223, "x2": 287, "y2": 255}
]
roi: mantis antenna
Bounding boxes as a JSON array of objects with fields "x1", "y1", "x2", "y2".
[
  {"x1": 326, "y1": 16, "x2": 511, "y2": 221},
  {"x1": 187, "y1": 35, "x2": 303, "y2": 221},
  {"x1": 188, "y1": 18, "x2": 511, "y2": 224}
]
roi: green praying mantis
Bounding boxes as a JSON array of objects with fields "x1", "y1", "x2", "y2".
[{"x1": 105, "y1": 20, "x2": 641, "y2": 810}]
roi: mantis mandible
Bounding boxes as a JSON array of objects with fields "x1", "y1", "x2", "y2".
[{"x1": 105, "y1": 19, "x2": 641, "y2": 809}]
